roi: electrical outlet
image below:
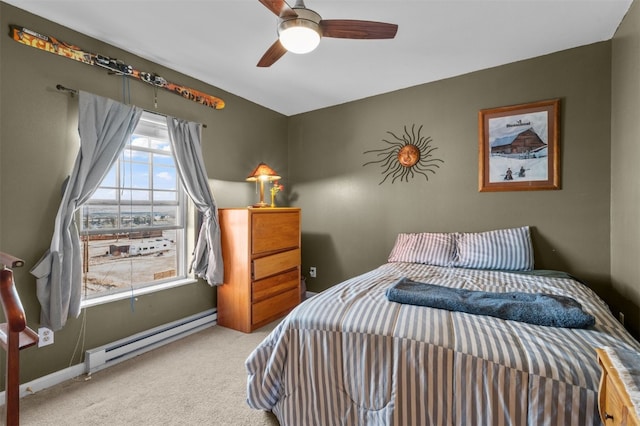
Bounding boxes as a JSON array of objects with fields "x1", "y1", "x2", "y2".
[
  {"x1": 38, "y1": 327, "x2": 54, "y2": 347},
  {"x1": 309, "y1": 266, "x2": 317, "y2": 278}
]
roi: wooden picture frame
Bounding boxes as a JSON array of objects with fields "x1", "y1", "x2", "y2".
[{"x1": 478, "y1": 99, "x2": 560, "y2": 192}]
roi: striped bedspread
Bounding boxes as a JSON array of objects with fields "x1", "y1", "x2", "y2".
[{"x1": 246, "y1": 263, "x2": 640, "y2": 425}]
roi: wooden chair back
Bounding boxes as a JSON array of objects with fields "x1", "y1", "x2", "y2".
[{"x1": 0, "y1": 252, "x2": 38, "y2": 426}]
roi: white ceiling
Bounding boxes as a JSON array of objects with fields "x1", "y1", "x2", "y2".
[{"x1": 3, "y1": 0, "x2": 633, "y2": 116}]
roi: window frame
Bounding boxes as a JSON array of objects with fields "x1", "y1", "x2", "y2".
[{"x1": 79, "y1": 111, "x2": 196, "y2": 308}]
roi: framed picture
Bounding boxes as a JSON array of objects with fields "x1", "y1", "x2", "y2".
[{"x1": 478, "y1": 99, "x2": 560, "y2": 192}]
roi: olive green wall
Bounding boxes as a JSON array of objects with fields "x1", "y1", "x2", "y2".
[
  {"x1": 611, "y1": 0, "x2": 640, "y2": 338},
  {"x1": 0, "y1": 3, "x2": 288, "y2": 384},
  {"x1": 290, "y1": 42, "x2": 621, "y2": 328}
]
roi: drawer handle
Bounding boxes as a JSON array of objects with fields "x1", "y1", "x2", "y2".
[{"x1": 604, "y1": 412, "x2": 614, "y2": 421}]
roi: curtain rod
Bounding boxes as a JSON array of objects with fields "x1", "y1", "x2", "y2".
[
  {"x1": 55, "y1": 84, "x2": 207, "y2": 128},
  {"x1": 56, "y1": 84, "x2": 77, "y2": 95}
]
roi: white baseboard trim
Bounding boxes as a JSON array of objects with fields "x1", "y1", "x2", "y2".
[
  {"x1": 0, "y1": 309, "x2": 217, "y2": 405},
  {"x1": 15, "y1": 363, "x2": 86, "y2": 400}
]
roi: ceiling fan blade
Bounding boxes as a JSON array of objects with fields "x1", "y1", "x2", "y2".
[
  {"x1": 320, "y1": 20, "x2": 398, "y2": 39},
  {"x1": 257, "y1": 40, "x2": 288, "y2": 67},
  {"x1": 258, "y1": 0, "x2": 298, "y2": 18}
]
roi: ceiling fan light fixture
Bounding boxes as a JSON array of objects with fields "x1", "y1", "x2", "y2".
[
  {"x1": 279, "y1": 24, "x2": 320, "y2": 54},
  {"x1": 258, "y1": 0, "x2": 398, "y2": 67},
  {"x1": 278, "y1": 8, "x2": 322, "y2": 54}
]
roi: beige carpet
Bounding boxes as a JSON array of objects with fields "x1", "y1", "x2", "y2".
[{"x1": 19, "y1": 320, "x2": 282, "y2": 426}]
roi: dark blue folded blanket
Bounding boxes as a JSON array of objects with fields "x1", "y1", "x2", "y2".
[{"x1": 385, "y1": 277, "x2": 595, "y2": 329}]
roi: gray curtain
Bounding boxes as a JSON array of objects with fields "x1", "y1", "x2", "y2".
[
  {"x1": 30, "y1": 92, "x2": 143, "y2": 331},
  {"x1": 166, "y1": 116, "x2": 223, "y2": 286}
]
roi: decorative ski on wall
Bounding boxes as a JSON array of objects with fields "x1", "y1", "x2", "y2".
[{"x1": 9, "y1": 25, "x2": 225, "y2": 110}]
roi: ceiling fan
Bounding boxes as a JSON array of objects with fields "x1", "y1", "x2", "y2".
[{"x1": 257, "y1": 0, "x2": 399, "y2": 67}]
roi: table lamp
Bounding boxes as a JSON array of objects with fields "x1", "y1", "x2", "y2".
[{"x1": 246, "y1": 162, "x2": 281, "y2": 207}]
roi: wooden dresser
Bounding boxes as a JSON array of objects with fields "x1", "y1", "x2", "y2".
[
  {"x1": 597, "y1": 347, "x2": 640, "y2": 426},
  {"x1": 217, "y1": 207, "x2": 301, "y2": 333}
]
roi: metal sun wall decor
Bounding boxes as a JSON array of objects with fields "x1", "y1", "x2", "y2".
[{"x1": 363, "y1": 124, "x2": 443, "y2": 185}]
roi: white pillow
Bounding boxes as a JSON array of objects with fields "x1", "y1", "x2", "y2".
[
  {"x1": 454, "y1": 226, "x2": 534, "y2": 271},
  {"x1": 388, "y1": 232, "x2": 457, "y2": 267}
]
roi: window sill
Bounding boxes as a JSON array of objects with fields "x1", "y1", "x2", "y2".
[{"x1": 81, "y1": 277, "x2": 198, "y2": 308}]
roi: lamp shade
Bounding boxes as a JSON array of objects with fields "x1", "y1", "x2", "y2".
[{"x1": 246, "y1": 162, "x2": 281, "y2": 182}]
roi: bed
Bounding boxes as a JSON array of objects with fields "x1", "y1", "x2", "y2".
[{"x1": 245, "y1": 227, "x2": 640, "y2": 425}]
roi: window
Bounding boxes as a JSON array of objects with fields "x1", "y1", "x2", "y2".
[{"x1": 80, "y1": 111, "x2": 190, "y2": 303}]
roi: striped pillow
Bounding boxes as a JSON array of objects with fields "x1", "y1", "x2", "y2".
[
  {"x1": 454, "y1": 226, "x2": 534, "y2": 271},
  {"x1": 388, "y1": 232, "x2": 457, "y2": 267}
]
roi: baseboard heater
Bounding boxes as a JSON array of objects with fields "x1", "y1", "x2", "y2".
[{"x1": 85, "y1": 308, "x2": 216, "y2": 374}]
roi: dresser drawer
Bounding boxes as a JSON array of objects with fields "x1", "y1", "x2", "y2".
[
  {"x1": 253, "y1": 269, "x2": 299, "y2": 303},
  {"x1": 252, "y1": 287, "x2": 300, "y2": 327},
  {"x1": 253, "y1": 248, "x2": 300, "y2": 280},
  {"x1": 252, "y1": 212, "x2": 300, "y2": 255}
]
